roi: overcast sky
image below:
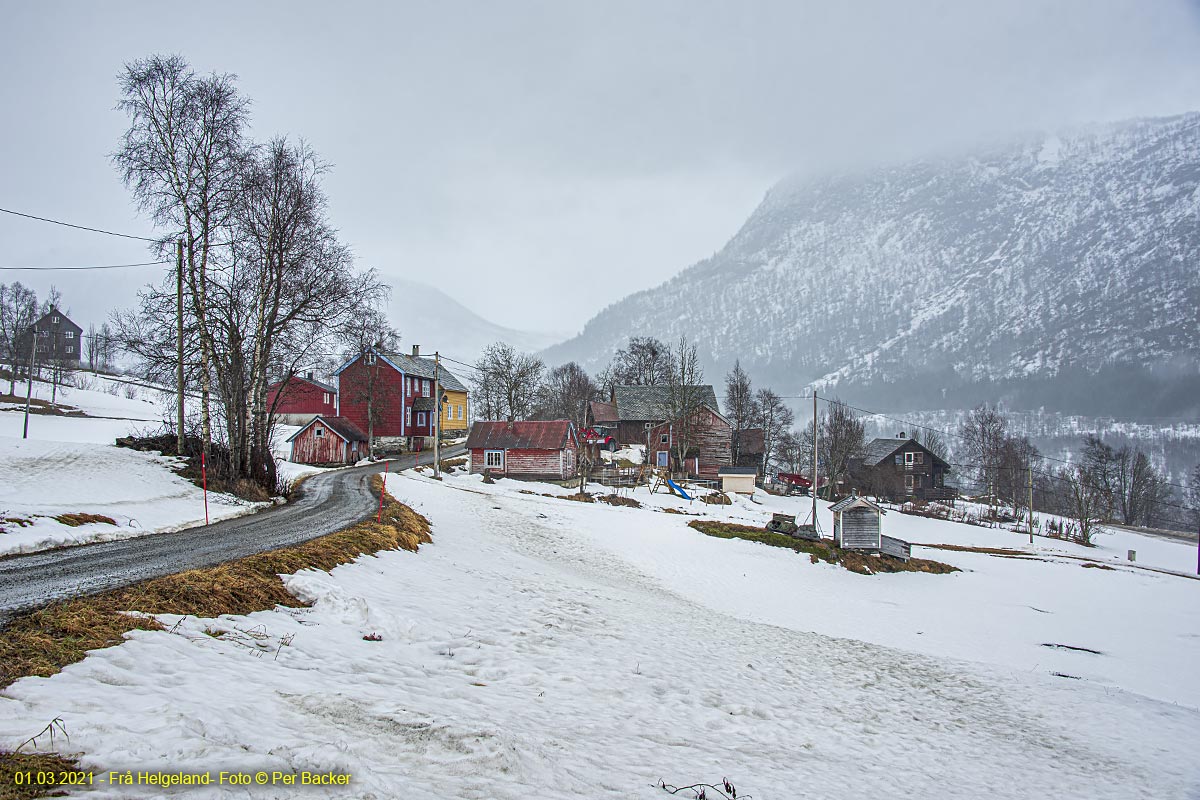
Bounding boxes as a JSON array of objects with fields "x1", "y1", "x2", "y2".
[{"x1": 3, "y1": 1, "x2": 1200, "y2": 338}]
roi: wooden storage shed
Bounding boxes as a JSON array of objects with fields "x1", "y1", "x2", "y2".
[
  {"x1": 287, "y1": 415, "x2": 368, "y2": 466},
  {"x1": 830, "y1": 495, "x2": 911, "y2": 560},
  {"x1": 466, "y1": 419, "x2": 579, "y2": 481}
]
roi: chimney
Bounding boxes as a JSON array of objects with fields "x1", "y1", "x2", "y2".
[
  {"x1": 412, "y1": 344, "x2": 420, "y2": 357},
  {"x1": 898, "y1": 431, "x2": 906, "y2": 439}
]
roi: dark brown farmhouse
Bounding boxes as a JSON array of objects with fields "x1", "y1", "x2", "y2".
[
  {"x1": 851, "y1": 433, "x2": 954, "y2": 503},
  {"x1": 15, "y1": 306, "x2": 82, "y2": 365}
]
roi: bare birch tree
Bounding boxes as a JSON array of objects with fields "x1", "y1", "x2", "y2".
[
  {"x1": 664, "y1": 336, "x2": 707, "y2": 471},
  {"x1": 473, "y1": 342, "x2": 544, "y2": 422},
  {"x1": 0, "y1": 282, "x2": 39, "y2": 396}
]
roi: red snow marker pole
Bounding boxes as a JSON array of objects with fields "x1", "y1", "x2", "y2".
[
  {"x1": 377, "y1": 461, "x2": 389, "y2": 522},
  {"x1": 201, "y1": 451, "x2": 210, "y2": 525}
]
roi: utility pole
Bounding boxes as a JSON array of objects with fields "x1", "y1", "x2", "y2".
[
  {"x1": 433, "y1": 351, "x2": 441, "y2": 477},
  {"x1": 811, "y1": 392, "x2": 818, "y2": 528},
  {"x1": 176, "y1": 238, "x2": 185, "y2": 455},
  {"x1": 1028, "y1": 459, "x2": 1034, "y2": 545},
  {"x1": 22, "y1": 323, "x2": 38, "y2": 439}
]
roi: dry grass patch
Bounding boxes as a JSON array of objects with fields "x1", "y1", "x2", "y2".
[
  {"x1": 700, "y1": 493, "x2": 732, "y2": 505},
  {"x1": 0, "y1": 751, "x2": 79, "y2": 799},
  {"x1": 0, "y1": 476, "x2": 429, "y2": 690},
  {"x1": 439, "y1": 457, "x2": 466, "y2": 471},
  {"x1": 596, "y1": 494, "x2": 642, "y2": 508},
  {"x1": 688, "y1": 520, "x2": 958, "y2": 575},
  {"x1": 50, "y1": 514, "x2": 116, "y2": 528}
]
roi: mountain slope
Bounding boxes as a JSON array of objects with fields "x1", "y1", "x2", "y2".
[
  {"x1": 387, "y1": 279, "x2": 563, "y2": 365},
  {"x1": 545, "y1": 114, "x2": 1200, "y2": 417}
]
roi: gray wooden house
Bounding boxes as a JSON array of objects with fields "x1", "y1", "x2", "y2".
[{"x1": 830, "y1": 495, "x2": 911, "y2": 560}]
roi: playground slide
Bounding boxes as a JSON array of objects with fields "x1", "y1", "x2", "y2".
[{"x1": 665, "y1": 478, "x2": 692, "y2": 500}]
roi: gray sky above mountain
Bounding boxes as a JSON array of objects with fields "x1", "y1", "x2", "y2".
[{"x1": 3, "y1": 1, "x2": 1200, "y2": 340}]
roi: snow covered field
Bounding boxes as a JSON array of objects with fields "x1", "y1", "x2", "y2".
[
  {"x1": 0, "y1": 374, "x2": 306, "y2": 556},
  {"x1": 3, "y1": 469, "x2": 1197, "y2": 798}
]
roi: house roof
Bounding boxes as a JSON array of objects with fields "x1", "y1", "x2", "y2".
[
  {"x1": 718, "y1": 466, "x2": 759, "y2": 476},
  {"x1": 589, "y1": 400, "x2": 618, "y2": 424},
  {"x1": 861, "y1": 437, "x2": 949, "y2": 469},
  {"x1": 829, "y1": 495, "x2": 885, "y2": 514},
  {"x1": 412, "y1": 397, "x2": 436, "y2": 412},
  {"x1": 466, "y1": 420, "x2": 575, "y2": 451},
  {"x1": 286, "y1": 415, "x2": 368, "y2": 444},
  {"x1": 613, "y1": 385, "x2": 720, "y2": 421},
  {"x1": 270, "y1": 374, "x2": 336, "y2": 394},
  {"x1": 734, "y1": 428, "x2": 765, "y2": 455},
  {"x1": 333, "y1": 347, "x2": 468, "y2": 392}
]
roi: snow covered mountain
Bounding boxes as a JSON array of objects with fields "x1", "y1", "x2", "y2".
[
  {"x1": 387, "y1": 279, "x2": 564, "y2": 365},
  {"x1": 545, "y1": 114, "x2": 1200, "y2": 418}
]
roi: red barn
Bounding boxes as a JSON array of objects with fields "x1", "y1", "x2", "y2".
[
  {"x1": 286, "y1": 416, "x2": 368, "y2": 465},
  {"x1": 466, "y1": 420, "x2": 578, "y2": 480},
  {"x1": 267, "y1": 373, "x2": 338, "y2": 425}
]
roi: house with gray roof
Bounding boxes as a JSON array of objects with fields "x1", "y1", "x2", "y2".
[
  {"x1": 610, "y1": 384, "x2": 732, "y2": 477},
  {"x1": 850, "y1": 432, "x2": 955, "y2": 503}
]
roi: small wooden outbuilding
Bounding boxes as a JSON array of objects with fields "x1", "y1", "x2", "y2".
[
  {"x1": 830, "y1": 495, "x2": 910, "y2": 560},
  {"x1": 466, "y1": 420, "x2": 579, "y2": 481},
  {"x1": 718, "y1": 466, "x2": 758, "y2": 494},
  {"x1": 287, "y1": 415, "x2": 368, "y2": 465}
]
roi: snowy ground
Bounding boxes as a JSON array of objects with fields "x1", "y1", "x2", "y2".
[
  {"x1": 2, "y1": 470, "x2": 1197, "y2": 798},
  {"x1": 0, "y1": 374, "x2": 311, "y2": 556}
]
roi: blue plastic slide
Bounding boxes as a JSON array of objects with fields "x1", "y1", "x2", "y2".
[{"x1": 665, "y1": 478, "x2": 692, "y2": 500}]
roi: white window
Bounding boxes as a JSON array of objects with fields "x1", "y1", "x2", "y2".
[
  {"x1": 660, "y1": 433, "x2": 669, "y2": 444},
  {"x1": 914, "y1": 452, "x2": 924, "y2": 465},
  {"x1": 314, "y1": 426, "x2": 324, "y2": 438},
  {"x1": 65, "y1": 345, "x2": 74, "y2": 353},
  {"x1": 406, "y1": 407, "x2": 412, "y2": 426},
  {"x1": 485, "y1": 450, "x2": 504, "y2": 468},
  {"x1": 365, "y1": 352, "x2": 377, "y2": 365},
  {"x1": 417, "y1": 412, "x2": 426, "y2": 426},
  {"x1": 904, "y1": 452, "x2": 915, "y2": 466},
  {"x1": 405, "y1": 377, "x2": 410, "y2": 395},
  {"x1": 422, "y1": 380, "x2": 430, "y2": 397},
  {"x1": 323, "y1": 392, "x2": 332, "y2": 404},
  {"x1": 64, "y1": 331, "x2": 74, "y2": 339},
  {"x1": 52, "y1": 316, "x2": 60, "y2": 323},
  {"x1": 458, "y1": 404, "x2": 464, "y2": 420}
]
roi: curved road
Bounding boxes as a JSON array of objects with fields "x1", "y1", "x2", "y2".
[{"x1": 0, "y1": 446, "x2": 462, "y2": 622}]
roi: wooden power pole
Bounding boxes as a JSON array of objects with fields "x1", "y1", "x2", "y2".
[
  {"x1": 811, "y1": 392, "x2": 818, "y2": 528},
  {"x1": 1028, "y1": 460, "x2": 1034, "y2": 544},
  {"x1": 22, "y1": 324, "x2": 38, "y2": 439},
  {"x1": 433, "y1": 351, "x2": 441, "y2": 477},
  {"x1": 176, "y1": 239, "x2": 185, "y2": 455}
]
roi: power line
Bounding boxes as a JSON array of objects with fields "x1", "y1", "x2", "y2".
[
  {"x1": 0, "y1": 206, "x2": 161, "y2": 242},
  {"x1": 0, "y1": 260, "x2": 170, "y2": 272}
]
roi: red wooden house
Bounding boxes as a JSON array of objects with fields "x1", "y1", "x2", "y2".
[
  {"x1": 267, "y1": 372, "x2": 338, "y2": 425},
  {"x1": 466, "y1": 420, "x2": 579, "y2": 481},
  {"x1": 335, "y1": 345, "x2": 468, "y2": 452},
  {"x1": 647, "y1": 404, "x2": 733, "y2": 478},
  {"x1": 286, "y1": 416, "x2": 368, "y2": 465}
]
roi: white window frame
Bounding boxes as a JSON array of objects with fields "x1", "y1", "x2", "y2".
[
  {"x1": 52, "y1": 315, "x2": 60, "y2": 323},
  {"x1": 485, "y1": 450, "x2": 504, "y2": 469},
  {"x1": 65, "y1": 345, "x2": 73, "y2": 353},
  {"x1": 660, "y1": 433, "x2": 669, "y2": 444},
  {"x1": 64, "y1": 330, "x2": 74, "y2": 339},
  {"x1": 323, "y1": 392, "x2": 332, "y2": 404},
  {"x1": 904, "y1": 474, "x2": 914, "y2": 491},
  {"x1": 406, "y1": 406, "x2": 412, "y2": 426},
  {"x1": 365, "y1": 352, "x2": 377, "y2": 365},
  {"x1": 417, "y1": 411, "x2": 426, "y2": 427},
  {"x1": 314, "y1": 426, "x2": 325, "y2": 438},
  {"x1": 904, "y1": 451, "x2": 915, "y2": 466},
  {"x1": 422, "y1": 380, "x2": 431, "y2": 397}
]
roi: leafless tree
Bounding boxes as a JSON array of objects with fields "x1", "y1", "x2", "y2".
[
  {"x1": 610, "y1": 336, "x2": 673, "y2": 386},
  {"x1": 1057, "y1": 464, "x2": 1107, "y2": 545},
  {"x1": 958, "y1": 403, "x2": 1009, "y2": 494},
  {"x1": 0, "y1": 282, "x2": 39, "y2": 395},
  {"x1": 473, "y1": 342, "x2": 544, "y2": 421},
  {"x1": 1187, "y1": 463, "x2": 1200, "y2": 528},
  {"x1": 537, "y1": 361, "x2": 598, "y2": 427},
  {"x1": 751, "y1": 388, "x2": 793, "y2": 474},
  {"x1": 1080, "y1": 434, "x2": 1172, "y2": 527},
  {"x1": 913, "y1": 427, "x2": 948, "y2": 462},
  {"x1": 663, "y1": 336, "x2": 708, "y2": 470},
  {"x1": 724, "y1": 360, "x2": 755, "y2": 461},
  {"x1": 995, "y1": 435, "x2": 1040, "y2": 514},
  {"x1": 818, "y1": 398, "x2": 865, "y2": 499},
  {"x1": 115, "y1": 54, "x2": 251, "y2": 458}
]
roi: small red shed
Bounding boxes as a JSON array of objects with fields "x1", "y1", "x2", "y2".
[
  {"x1": 466, "y1": 420, "x2": 578, "y2": 481},
  {"x1": 267, "y1": 373, "x2": 338, "y2": 425},
  {"x1": 287, "y1": 416, "x2": 369, "y2": 465}
]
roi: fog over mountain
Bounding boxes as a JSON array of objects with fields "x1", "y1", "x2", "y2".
[{"x1": 544, "y1": 113, "x2": 1200, "y2": 419}]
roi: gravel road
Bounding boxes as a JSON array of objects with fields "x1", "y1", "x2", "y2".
[{"x1": 0, "y1": 446, "x2": 462, "y2": 622}]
